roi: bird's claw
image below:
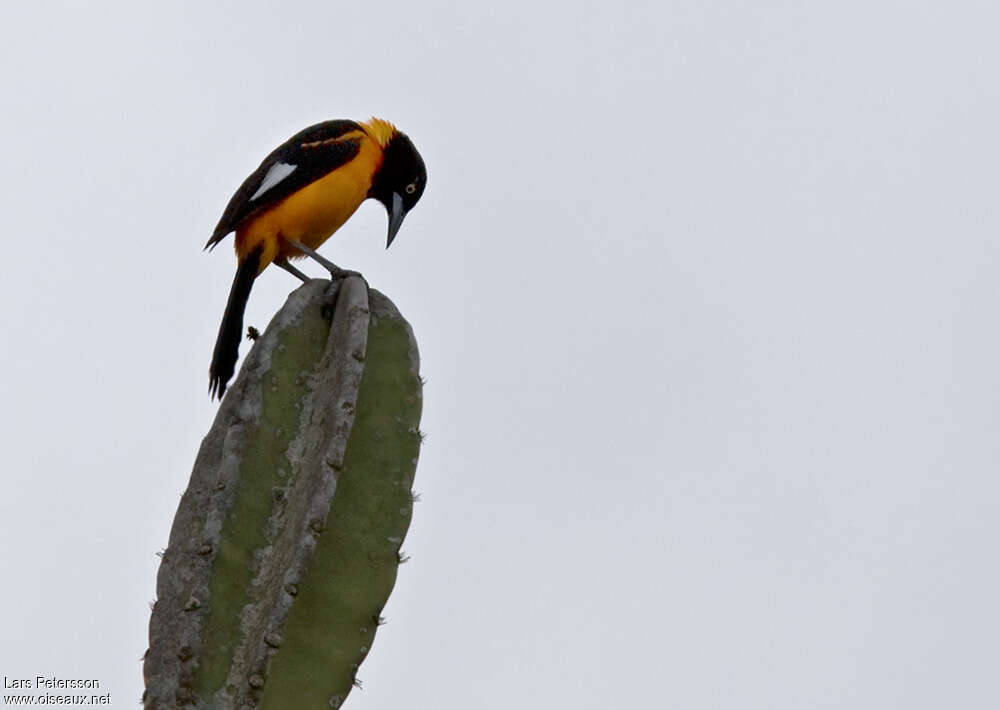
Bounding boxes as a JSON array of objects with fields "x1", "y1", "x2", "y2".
[{"x1": 330, "y1": 268, "x2": 367, "y2": 287}]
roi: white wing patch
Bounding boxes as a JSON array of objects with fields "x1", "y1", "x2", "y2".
[{"x1": 249, "y1": 162, "x2": 297, "y2": 201}]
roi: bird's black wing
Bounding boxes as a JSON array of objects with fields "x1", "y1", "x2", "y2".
[{"x1": 206, "y1": 119, "x2": 364, "y2": 249}]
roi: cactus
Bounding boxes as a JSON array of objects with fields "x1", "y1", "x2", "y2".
[{"x1": 144, "y1": 277, "x2": 422, "y2": 709}]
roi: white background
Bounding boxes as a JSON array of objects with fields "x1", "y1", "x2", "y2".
[{"x1": 1, "y1": 1, "x2": 998, "y2": 707}]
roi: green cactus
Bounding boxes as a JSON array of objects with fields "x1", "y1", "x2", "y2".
[{"x1": 144, "y1": 277, "x2": 422, "y2": 709}]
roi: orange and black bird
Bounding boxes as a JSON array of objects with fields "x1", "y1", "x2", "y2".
[{"x1": 205, "y1": 117, "x2": 427, "y2": 399}]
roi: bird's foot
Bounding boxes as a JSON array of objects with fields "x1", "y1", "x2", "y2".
[
  {"x1": 328, "y1": 267, "x2": 365, "y2": 283},
  {"x1": 285, "y1": 239, "x2": 366, "y2": 286}
]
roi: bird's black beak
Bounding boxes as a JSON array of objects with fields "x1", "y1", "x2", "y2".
[{"x1": 386, "y1": 192, "x2": 407, "y2": 248}]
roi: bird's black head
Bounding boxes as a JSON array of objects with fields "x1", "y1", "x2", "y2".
[{"x1": 370, "y1": 130, "x2": 427, "y2": 247}]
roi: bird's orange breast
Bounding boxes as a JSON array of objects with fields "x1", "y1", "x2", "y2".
[{"x1": 235, "y1": 132, "x2": 384, "y2": 272}]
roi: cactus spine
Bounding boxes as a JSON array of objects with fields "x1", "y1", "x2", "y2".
[{"x1": 144, "y1": 278, "x2": 422, "y2": 709}]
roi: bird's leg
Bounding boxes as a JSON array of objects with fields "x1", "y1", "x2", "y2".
[
  {"x1": 285, "y1": 239, "x2": 363, "y2": 281},
  {"x1": 275, "y1": 258, "x2": 310, "y2": 283}
]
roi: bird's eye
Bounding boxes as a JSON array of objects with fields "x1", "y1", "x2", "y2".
[{"x1": 405, "y1": 182, "x2": 417, "y2": 195}]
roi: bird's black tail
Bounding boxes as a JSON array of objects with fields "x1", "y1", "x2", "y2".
[{"x1": 209, "y1": 247, "x2": 262, "y2": 399}]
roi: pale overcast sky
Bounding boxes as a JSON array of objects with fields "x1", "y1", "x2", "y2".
[{"x1": 1, "y1": 1, "x2": 998, "y2": 708}]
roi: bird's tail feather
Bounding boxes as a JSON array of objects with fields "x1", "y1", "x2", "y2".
[{"x1": 209, "y1": 247, "x2": 261, "y2": 399}]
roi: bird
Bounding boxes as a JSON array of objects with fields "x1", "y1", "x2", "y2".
[{"x1": 205, "y1": 117, "x2": 427, "y2": 399}]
